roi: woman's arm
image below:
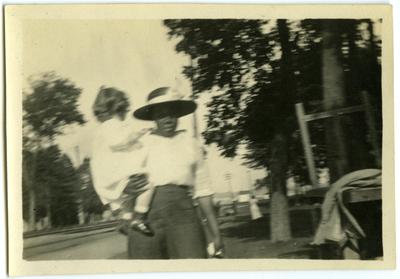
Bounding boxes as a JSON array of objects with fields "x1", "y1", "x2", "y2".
[
  {"x1": 191, "y1": 135, "x2": 224, "y2": 254},
  {"x1": 197, "y1": 195, "x2": 223, "y2": 251}
]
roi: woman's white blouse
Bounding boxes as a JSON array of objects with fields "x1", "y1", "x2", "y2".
[{"x1": 142, "y1": 130, "x2": 214, "y2": 198}]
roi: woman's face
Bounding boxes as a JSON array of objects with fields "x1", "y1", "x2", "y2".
[{"x1": 153, "y1": 107, "x2": 178, "y2": 137}]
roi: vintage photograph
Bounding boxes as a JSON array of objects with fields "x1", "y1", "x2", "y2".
[{"x1": 5, "y1": 4, "x2": 394, "y2": 276}]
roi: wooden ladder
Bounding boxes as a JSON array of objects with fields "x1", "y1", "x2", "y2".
[{"x1": 295, "y1": 91, "x2": 381, "y2": 188}]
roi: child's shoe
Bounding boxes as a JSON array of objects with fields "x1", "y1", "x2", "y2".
[
  {"x1": 116, "y1": 219, "x2": 131, "y2": 236},
  {"x1": 130, "y1": 219, "x2": 154, "y2": 236}
]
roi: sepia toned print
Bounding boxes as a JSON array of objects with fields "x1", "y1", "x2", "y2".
[{"x1": 5, "y1": 4, "x2": 394, "y2": 276}]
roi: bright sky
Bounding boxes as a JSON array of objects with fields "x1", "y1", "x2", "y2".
[{"x1": 22, "y1": 19, "x2": 266, "y2": 194}]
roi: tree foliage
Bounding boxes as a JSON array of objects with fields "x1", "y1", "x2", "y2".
[
  {"x1": 23, "y1": 146, "x2": 81, "y2": 226},
  {"x1": 164, "y1": 19, "x2": 381, "y2": 178},
  {"x1": 164, "y1": 20, "x2": 318, "y2": 167},
  {"x1": 78, "y1": 158, "x2": 105, "y2": 215},
  {"x1": 22, "y1": 72, "x2": 86, "y2": 229},
  {"x1": 165, "y1": 19, "x2": 381, "y2": 242},
  {"x1": 23, "y1": 72, "x2": 85, "y2": 143}
]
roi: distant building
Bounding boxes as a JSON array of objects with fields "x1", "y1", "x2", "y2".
[
  {"x1": 213, "y1": 192, "x2": 235, "y2": 205},
  {"x1": 237, "y1": 190, "x2": 250, "y2": 203},
  {"x1": 254, "y1": 186, "x2": 269, "y2": 200}
]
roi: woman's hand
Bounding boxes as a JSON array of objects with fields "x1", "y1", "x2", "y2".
[
  {"x1": 213, "y1": 236, "x2": 225, "y2": 258},
  {"x1": 123, "y1": 173, "x2": 149, "y2": 197},
  {"x1": 214, "y1": 235, "x2": 223, "y2": 251}
]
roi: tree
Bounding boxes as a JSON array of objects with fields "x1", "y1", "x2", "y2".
[
  {"x1": 321, "y1": 20, "x2": 349, "y2": 181},
  {"x1": 320, "y1": 19, "x2": 382, "y2": 180},
  {"x1": 78, "y1": 158, "x2": 105, "y2": 221},
  {"x1": 267, "y1": 19, "x2": 295, "y2": 242},
  {"x1": 165, "y1": 19, "x2": 297, "y2": 241},
  {"x1": 164, "y1": 19, "x2": 382, "y2": 242},
  {"x1": 254, "y1": 176, "x2": 269, "y2": 191},
  {"x1": 23, "y1": 72, "x2": 85, "y2": 230},
  {"x1": 33, "y1": 146, "x2": 80, "y2": 227}
]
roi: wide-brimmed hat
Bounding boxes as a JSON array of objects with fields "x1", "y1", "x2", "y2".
[{"x1": 133, "y1": 87, "x2": 197, "y2": 121}]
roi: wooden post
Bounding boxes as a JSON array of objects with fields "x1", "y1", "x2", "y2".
[
  {"x1": 361, "y1": 91, "x2": 381, "y2": 168},
  {"x1": 192, "y1": 110, "x2": 199, "y2": 138},
  {"x1": 189, "y1": 56, "x2": 199, "y2": 139},
  {"x1": 295, "y1": 103, "x2": 318, "y2": 187}
]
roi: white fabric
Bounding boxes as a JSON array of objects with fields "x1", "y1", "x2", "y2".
[
  {"x1": 148, "y1": 88, "x2": 184, "y2": 104},
  {"x1": 134, "y1": 187, "x2": 155, "y2": 213},
  {"x1": 312, "y1": 169, "x2": 381, "y2": 246},
  {"x1": 122, "y1": 212, "x2": 133, "y2": 220},
  {"x1": 90, "y1": 118, "x2": 147, "y2": 205},
  {"x1": 142, "y1": 130, "x2": 214, "y2": 198}
]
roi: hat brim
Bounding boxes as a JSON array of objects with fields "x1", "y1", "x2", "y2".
[{"x1": 133, "y1": 100, "x2": 197, "y2": 121}]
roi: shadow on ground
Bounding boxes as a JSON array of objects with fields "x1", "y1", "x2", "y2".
[
  {"x1": 113, "y1": 209, "x2": 321, "y2": 259},
  {"x1": 221, "y1": 209, "x2": 317, "y2": 241},
  {"x1": 220, "y1": 209, "x2": 319, "y2": 259}
]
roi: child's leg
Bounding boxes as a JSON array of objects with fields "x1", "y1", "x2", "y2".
[
  {"x1": 110, "y1": 200, "x2": 132, "y2": 219},
  {"x1": 119, "y1": 198, "x2": 135, "y2": 219},
  {"x1": 130, "y1": 187, "x2": 155, "y2": 236},
  {"x1": 134, "y1": 187, "x2": 155, "y2": 215},
  {"x1": 111, "y1": 198, "x2": 134, "y2": 236}
]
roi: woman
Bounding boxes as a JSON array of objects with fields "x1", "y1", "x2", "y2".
[{"x1": 127, "y1": 87, "x2": 223, "y2": 259}]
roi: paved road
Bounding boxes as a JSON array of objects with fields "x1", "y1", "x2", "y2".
[
  {"x1": 24, "y1": 230, "x2": 127, "y2": 260},
  {"x1": 24, "y1": 214, "x2": 315, "y2": 260}
]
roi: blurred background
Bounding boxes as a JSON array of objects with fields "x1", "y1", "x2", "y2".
[{"x1": 21, "y1": 18, "x2": 382, "y2": 259}]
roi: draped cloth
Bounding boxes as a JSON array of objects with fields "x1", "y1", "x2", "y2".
[{"x1": 312, "y1": 169, "x2": 382, "y2": 251}]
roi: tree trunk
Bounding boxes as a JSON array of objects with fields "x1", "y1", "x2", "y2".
[
  {"x1": 322, "y1": 20, "x2": 350, "y2": 181},
  {"x1": 266, "y1": 19, "x2": 293, "y2": 243},
  {"x1": 270, "y1": 192, "x2": 291, "y2": 242},
  {"x1": 269, "y1": 133, "x2": 291, "y2": 242},
  {"x1": 344, "y1": 20, "x2": 371, "y2": 171},
  {"x1": 266, "y1": 19, "x2": 293, "y2": 242},
  {"x1": 367, "y1": 19, "x2": 382, "y2": 167},
  {"x1": 28, "y1": 185, "x2": 36, "y2": 231},
  {"x1": 23, "y1": 152, "x2": 37, "y2": 231},
  {"x1": 45, "y1": 188, "x2": 52, "y2": 228},
  {"x1": 77, "y1": 200, "x2": 85, "y2": 225}
]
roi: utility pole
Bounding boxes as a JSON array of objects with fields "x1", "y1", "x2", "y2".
[
  {"x1": 189, "y1": 57, "x2": 199, "y2": 139},
  {"x1": 247, "y1": 170, "x2": 255, "y2": 197},
  {"x1": 225, "y1": 172, "x2": 236, "y2": 214},
  {"x1": 225, "y1": 173, "x2": 233, "y2": 195}
]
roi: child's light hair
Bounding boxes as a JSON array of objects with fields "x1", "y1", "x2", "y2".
[{"x1": 92, "y1": 86, "x2": 130, "y2": 122}]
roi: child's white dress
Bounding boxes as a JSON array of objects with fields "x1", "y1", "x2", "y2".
[{"x1": 90, "y1": 118, "x2": 147, "y2": 209}]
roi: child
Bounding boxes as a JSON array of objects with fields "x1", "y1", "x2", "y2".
[{"x1": 90, "y1": 86, "x2": 154, "y2": 236}]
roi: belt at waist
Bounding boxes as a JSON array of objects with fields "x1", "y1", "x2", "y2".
[
  {"x1": 150, "y1": 184, "x2": 194, "y2": 210},
  {"x1": 155, "y1": 183, "x2": 190, "y2": 189},
  {"x1": 154, "y1": 184, "x2": 193, "y2": 197}
]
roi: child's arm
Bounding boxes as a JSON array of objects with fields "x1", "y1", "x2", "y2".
[{"x1": 109, "y1": 128, "x2": 150, "y2": 152}]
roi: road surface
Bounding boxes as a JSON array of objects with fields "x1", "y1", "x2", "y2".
[
  {"x1": 24, "y1": 229, "x2": 128, "y2": 260},
  {"x1": 24, "y1": 213, "x2": 315, "y2": 260}
]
